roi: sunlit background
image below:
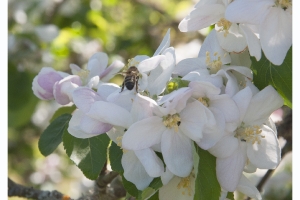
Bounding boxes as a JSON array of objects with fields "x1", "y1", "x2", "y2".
[{"x1": 7, "y1": 0, "x2": 292, "y2": 199}]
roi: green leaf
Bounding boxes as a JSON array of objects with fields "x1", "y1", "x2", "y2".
[
  {"x1": 109, "y1": 141, "x2": 124, "y2": 173},
  {"x1": 141, "y1": 188, "x2": 159, "y2": 200},
  {"x1": 194, "y1": 146, "x2": 221, "y2": 200},
  {"x1": 251, "y1": 47, "x2": 292, "y2": 108},
  {"x1": 50, "y1": 105, "x2": 76, "y2": 122},
  {"x1": 226, "y1": 192, "x2": 234, "y2": 200},
  {"x1": 63, "y1": 131, "x2": 110, "y2": 180},
  {"x1": 147, "y1": 191, "x2": 159, "y2": 200},
  {"x1": 149, "y1": 177, "x2": 163, "y2": 190},
  {"x1": 122, "y1": 175, "x2": 140, "y2": 198},
  {"x1": 38, "y1": 114, "x2": 72, "y2": 156}
]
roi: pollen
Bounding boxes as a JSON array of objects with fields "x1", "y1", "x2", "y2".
[
  {"x1": 163, "y1": 113, "x2": 181, "y2": 132},
  {"x1": 116, "y1": 136, "x2": 123, "y2": 147},
  {"x1": 235, "y1": 123, "x2": 265, "y2": 144},
  {"x1": 198, "y1": 97, "x2": 210, "y2": 107},
  {"x1": 206, "y1": 51, "x2": 222, "y2": 74},
  {"x1": 277, "y1": 0, "x2": 292, "y2": 9},
  {"x1": 216, "y1": 18, "x2": 232, "y2": 37},
  {"x1": 177, "y1": 173, "x2": 195, "y2": 196}
]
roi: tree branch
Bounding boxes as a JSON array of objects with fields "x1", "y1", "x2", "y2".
[{"x1": 8, "y1": 177, "x2": 71, "y2": 200}]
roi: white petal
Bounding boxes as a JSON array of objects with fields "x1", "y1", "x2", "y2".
[
  {"x1": 122, "y1": 116, "x2": 166, "y2": 150},
  {"x1": 97, "y1": 83, "x2": 120, "y2": 100},
  {"x1": 225, "y1": 0, "x2": 273, "y2": 24},
  {"x1": 216, "y1": 142, "x2": 247, "y2": 192},
  {"x1": 208, "y1": 134, "x2": 239, "y2": 158},
  {"x1": 178, "y1": 4, "x2": 225, "y2": 32},
  {"x1": 243, "y1": 85, "x2": 284, "y2": 125},
  {"x1": 198, "y1": 29, "x2": 231, "y2": 64},
  {"x1": 161, "y1": 167, "x2": 174, "y2": 185},
  {"x1": 189, "y1": 81, "x2": 221, "y2": 97},
  {"x1": 80, "y1": 115, "x2": 112, "y2": 135},
  {"x1": 232, "y1": 86, "x2": 252, "y2": 122},
  {"x1": 106, "y1": 90, "x2": 136, "y2": 112},
  {"x1": 122, "y1": 151, "x2": 153, "y2": 190},
  {"x1": 138, "y1": 55, "x2": 166, "y2": 73},
  {"x1": 237, "y1": 174, "x2": 262, "y2": 200},
  {"x1": 131, "y1": 94, "x2": 156, "y2": 122},
  {"x1": 106, "y1": 126, "x2": 124, "y2": 143},
  {"x1": 173, "y1": 58, "x2": 207, "y2": 77},
  {"x1": 154, "y1": 28, "x2": 170, "y2": 56},
  {"x1": 209, "y1": 94, "x2": 239, "y2": 123},
  {"x1": 100, "y1": 60, "x2": 125, "y2": 82},
  {"x1": 260, "y1": 8, "x2": 292, "y2": 65},
  {"x1": 179, "y1": 101, "x2": 207, "y2": 142},
  {"x1": 215, "y1": 23, "x2": 247, "y2": 53},
  {"x1": 87, "y1": 101, "x2": 132, "y2": 128},
  {"x1": 87, "y1": 52, "x2": 108, "y2": 76},
  {"x1": 230, "y1": 49, "x2": 252, "y2": 68},
  {"x1": 72, "y1": 87, "x2": 102, "y2": 113},
  {"x1": 161, "y1": 129, "x2": 193, "y2": 177},
  {"x1": 239, "y1": 24, "x2": 261, "y2": 61},
  {"x1": 134, "y1": 148, "x2": 164, "y2": 177},
  {"x1": 247, "y1": 125, "x2": 281, "y2": 169}
]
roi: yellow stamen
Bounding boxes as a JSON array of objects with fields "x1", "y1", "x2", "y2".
[
  {"x1": 206, "y1": 51, "x2": 222, "y2": 74},
  {"x1": 235, "y1": 123, "x2": 265, "y2": 144},
  {"x1": 198, "y1": 97, "x2": 209, "y2": 107},
  {"x1": 163, "y1": 113, "x2": 181, "y2": 132},
  {"x1": 177, "y1": 172, "x2": 195, "y2": 196},
  {"x1": 216, "y1": 18, "x2": 232, "y2": 37},
  {"x1": 277, "y1": 0, "x2": 292, "y2": 9}
]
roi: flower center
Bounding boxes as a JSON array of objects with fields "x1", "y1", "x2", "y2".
[
  {"x1": 206, "y1": 51, "x2": 222, "y2": 74},
  {"x1": 177, "y1": 172, "x2": 195, "y2": 196},
  {"x1": 163, "y1": 113, "x2": 181, "y2": 132},
  {"x1": 276, "y1": 0, "x2": 291, "y2": 10},
  {"x1": 198, "y1": 97, "x2": 210, "y2": 107},
  {"x1": 235, "y1": 123, "x2": 265, "y2": 144},
  {"x1": 216, "y1": 18, "x2": 232, "y2": 37},
  {"x1": 75, "y1": 69, "x2": 90, "y2": 85}
]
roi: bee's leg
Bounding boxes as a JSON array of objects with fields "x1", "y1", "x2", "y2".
[
  {"x1": 135, "y1": 76, "x2": 139, "y2": 92},
  {"x1": 120, "y1": 81, "x2": 125, "y2": 93}
]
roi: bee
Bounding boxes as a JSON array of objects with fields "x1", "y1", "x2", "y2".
[{"x1": 120, "y1": 66, "x2": 140, "y2": 93}]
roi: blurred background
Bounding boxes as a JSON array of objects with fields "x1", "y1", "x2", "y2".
[{"x1": 7, "y1": 0, "x2": 292, "y2": 199}]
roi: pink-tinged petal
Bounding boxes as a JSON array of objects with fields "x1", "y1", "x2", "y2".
[
  {"x1": 208, "y1": 134, "x2": 239, "y2": 158},
  {"x1": 237, "y1": 174, "x2": 262, "y2": 200},
  {"x1": 154, "y1": 28, "x2": 170, "y2": 56},
  {"x1": 225, "y1": 0, "x2": 273, "y2": 24},
  {"x1": 179, "y1": 101, "x2": 207, "y2": 142},
  {"x1": 232, "y1": 86, "x2": 252, "y2": 122},
  {"x1": 68, "y1": 110, "x2": 99, "y2": 138},
  {"x1": 178, "y1": 4, "x2": 225, "y2": 32},
  {"x1": 198, "y1": 29, "x2": 231, "y2": 64},
  {"x1": 100, "y1": 60, "x2": 124, "y2": 82},
  {"x1": 87, "y1": 52, "x2": 108, "y2": 76},
  {"x1": 247, "y1": 125, "x2": 281, "y2": 169},
  {"x1": 243, "y1": 85, "x2": 283, "y2": 125},
  {"x1": 122, "y1": 151, "x2": 153, "y2": 190},
  {"x1": 260, "y1": 8, "x2": 292, "y2": 65},
  {"x1": 239, "y1": 24, "x2": 261, "y2": 61},
  {"x1": 97, "y1": 83, "x2": 120, "y2": 100},
  {"x1": 161, "y1": 129, "x2": 193, "y2": 177},
  {"x1": 137, "y1": 55, "x2": 166, "y2": 73},
  {"x1": 131, "y1": 94, "x2": 156, "y2": 122},
  {"x1": 122, "y1": 116, "x2": 166, "y2": 150},
  {"x1": 161, "y1": 167, "x2": 174, "y2": 185},
  {"x1": 80, "y1": 115, "x2": 112, "y2": 135},
  {"x1": 215, "y1": 23, "x2": 247, "y2": 53},
  {"x1": 173, "y1": 58, "x2": 207, "y2": 77},
  {"x1": 87, "y1": 101, "x2": 132, "y2": 128},
  {"x1": 134, "y1": 148, "x2": 164, "y2": 177},
  {"x1": 53, "y1": 75, "x2": 82, "y2": 105},
  {"x1": 73, "y1": 87, "x2": 103, "y2": 113},
  {"x1": 216, "y1": 142, "x2": 247, "y2": 192},
  {"x1": 209, "y1": 94, "x2": 239, "y2": 123},
  {"x1": 197, "y1": 107, "x2": 225, "y2": 150}
]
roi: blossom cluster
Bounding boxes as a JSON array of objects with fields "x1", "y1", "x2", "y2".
[{"x1": 31, "y1": 0, "x2": 290, "y2": 199}]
